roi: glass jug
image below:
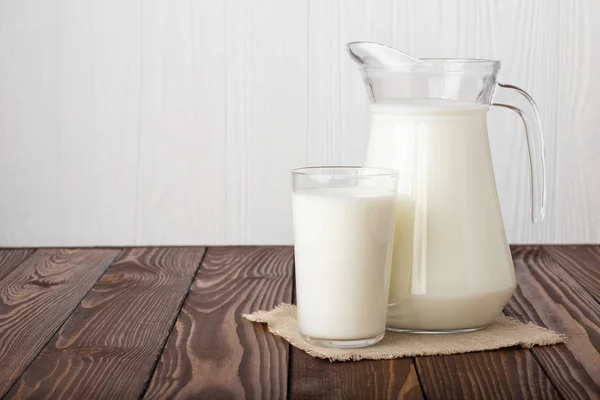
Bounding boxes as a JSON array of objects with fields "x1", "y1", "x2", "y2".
[{"x1": 348, "y1": 42, "x2": 546, "y2": 333}]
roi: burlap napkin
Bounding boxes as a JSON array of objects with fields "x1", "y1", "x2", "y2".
[{"x1": 243, "y1": 303, "x2": 565, "y2": 361}]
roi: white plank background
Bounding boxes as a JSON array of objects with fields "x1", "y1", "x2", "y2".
[{"x1": 0, "y1": 0, "x2": 598, "y2": 246}]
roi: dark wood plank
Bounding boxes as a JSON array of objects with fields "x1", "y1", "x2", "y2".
[
  {"x1": 545, "y1": 245, "x2": 600, "y2": 302},
  {"x1": 504, "y1": 246, "x2": 600, "y2": 399},
  {"x1": 0, "y1": 249, "x2": 120, "y2": 397},
  {"x1": 143, "y1": 246, "x2": 294, "y2": 400},
  {"x1": 415, "y1": 349, "x2": 560, "y2": 400},
  {"x1": 6, "y1": 247, "x2": 206, "y2": 400},
  {"x1": 0, "y1": 249, "x2": 35, "y2": 281},
  {"x1": 291, "y1": 352, "x2": 424, "y2": 400}
]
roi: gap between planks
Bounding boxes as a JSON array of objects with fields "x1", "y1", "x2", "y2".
[{"x1": 137, "y1": 247, "x2": 208, "y2": 398}]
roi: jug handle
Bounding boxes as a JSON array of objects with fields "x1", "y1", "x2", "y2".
[{"x1": 491, "y1": 83, "x2": 546, "y2": 223}]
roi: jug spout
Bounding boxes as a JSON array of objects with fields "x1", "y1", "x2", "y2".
[{"x1": 347, "y1": 42, "x2": 421, "y2": 68}]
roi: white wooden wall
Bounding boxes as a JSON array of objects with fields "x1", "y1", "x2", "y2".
[{"x1": 1, "y1": 0, "x2": 599, "y2": 246}]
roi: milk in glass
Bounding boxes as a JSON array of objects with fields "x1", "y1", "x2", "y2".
[{"x1": 293, "y1": 186, "x2": 396, "y2": 341}]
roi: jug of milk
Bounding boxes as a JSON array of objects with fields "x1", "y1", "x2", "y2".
[{"x1": 347, "y1": 42, "x2": 546, "y2": 333}]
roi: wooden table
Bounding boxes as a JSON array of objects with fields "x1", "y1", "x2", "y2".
[{"x1": 0, "y1": 246, "x2": 598, "y2": 399}]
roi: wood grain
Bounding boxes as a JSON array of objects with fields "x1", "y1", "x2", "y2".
[
  {"x1": 5, "y1": 247, "x2": 205, "y2": 400},
  {"x1": 0, "y1": 249, "x2": 120, "y2": 397},
  {"x1": 415, "y1": 349, "x2": 560, "y2": 400},
  {"x1": 0, "y1": 249, "x2": 34, "y2": 281},
  {"x1": 504, "y1": 246, "x2": 600, "y2": 399},
  {"x1": 143, "y1": 246, "x2": 294, "y2": 400},
  {"x1": 290, "y1": 353, "x2": 424, "y2": 400},
  {"x1": 545, "y1": 245, "x2": 600, "y2": 302}
]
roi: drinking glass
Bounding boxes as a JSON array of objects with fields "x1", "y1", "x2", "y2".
[{"x1": 292, "y1": 166, "x2": 398, "y2": 348}]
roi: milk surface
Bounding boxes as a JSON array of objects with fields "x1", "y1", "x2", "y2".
[
  {"x1": 293, "y1": 186, "x2": 396, "y2": 340},
  {"x1": 365, "y1": 100, "x2": 517, "y2": 330}
]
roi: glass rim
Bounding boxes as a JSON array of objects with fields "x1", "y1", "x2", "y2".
[
  {"x1": 292, "y1": 166, "x2": 398, "y2": 178},
  {"x1": 360, "y1": 58, "x2": 500, "y2": 73}
]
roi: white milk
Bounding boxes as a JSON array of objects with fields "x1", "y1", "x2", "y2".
[
  {"x1": 293, "y1": 186, "x2": 396, "y2": 340},
  {"x1": 365, "y1": 100, "x2": 516, "y2": 331}
]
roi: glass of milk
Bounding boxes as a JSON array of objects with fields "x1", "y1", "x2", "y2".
[{"x1": 292, "y1": 166, "x2": 398, "y2": 348}]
